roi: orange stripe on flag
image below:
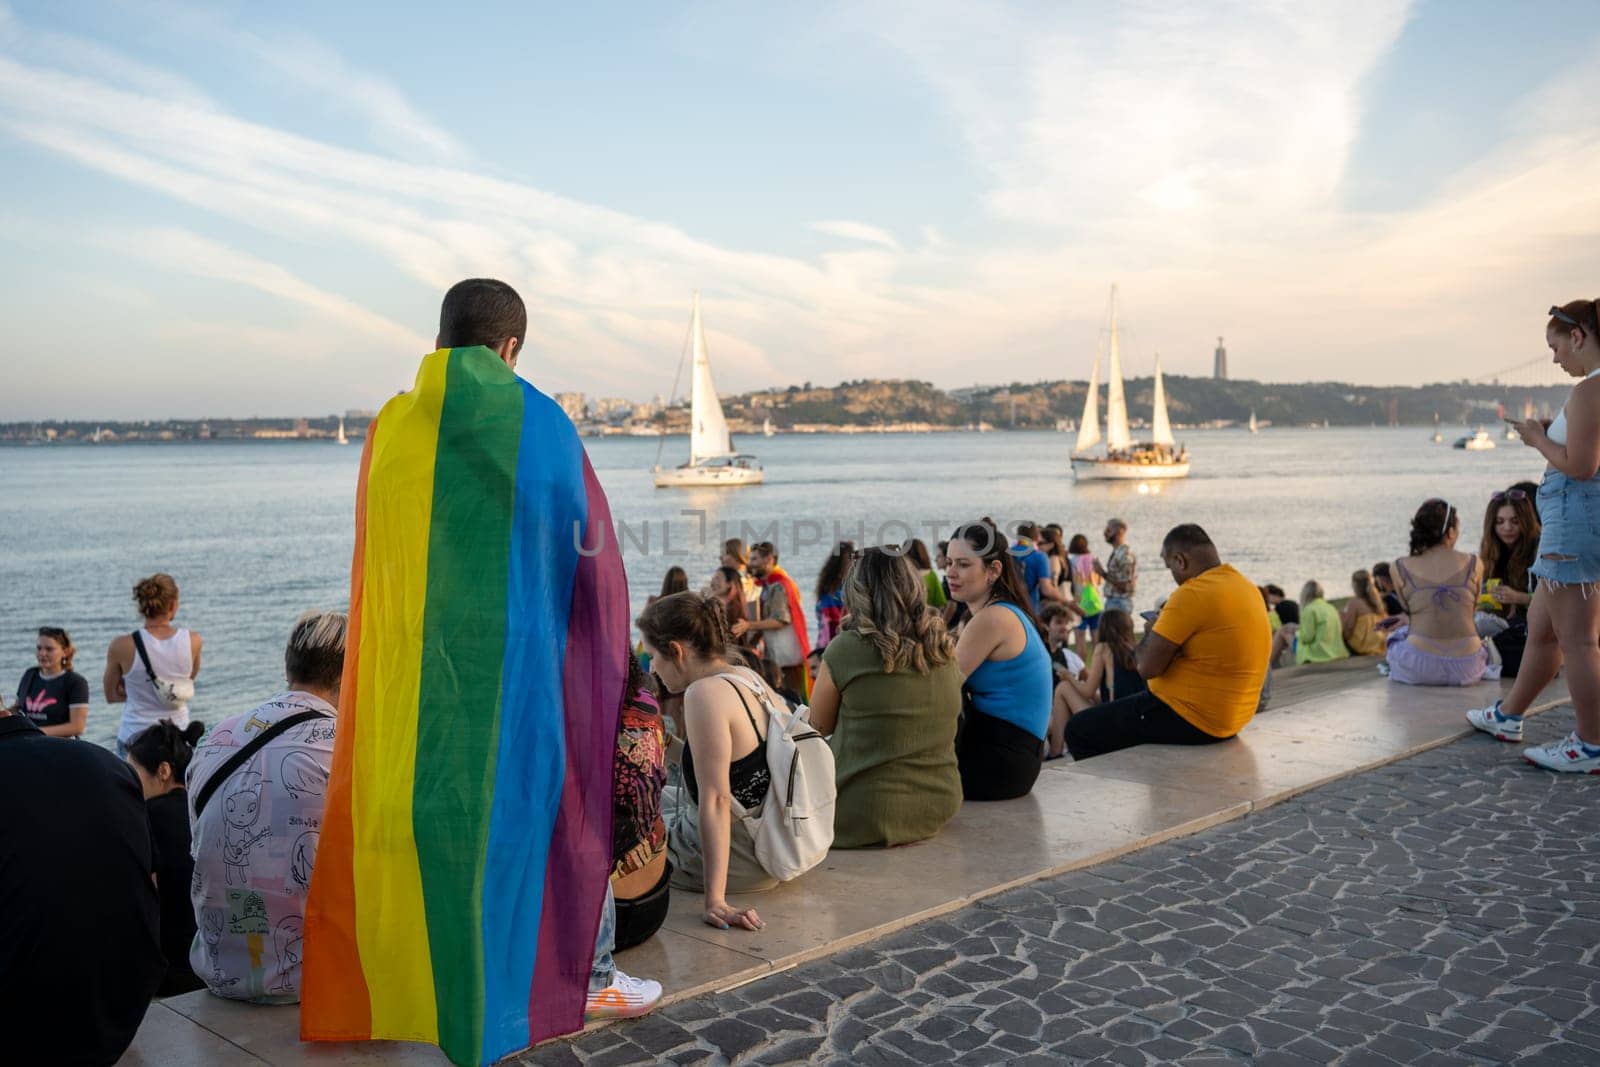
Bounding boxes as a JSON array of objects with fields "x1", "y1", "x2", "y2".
[{"x1": 301, "y1": 421, "x2": 375, "y2": 1039}]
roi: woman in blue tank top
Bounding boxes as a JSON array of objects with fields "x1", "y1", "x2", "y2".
[{"x1": 946, "y1": 520, "x2": 1053, "y2": 800}]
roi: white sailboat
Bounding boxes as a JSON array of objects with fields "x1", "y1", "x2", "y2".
[
  {"x1": 1247, "y1": 410, "x2": 1258, "y2": 434},
  {"x1": 1431, "y1": 412, "x2": 1444, "y2": 444},
  {"x1": 763, "y1": 416, "x2": 775, "y2": 438},
  {"x1": 653, "y1": 293, "x2": 764, "y2": 488},
  {"x1": 335, "y1": 417, "x2": 349, "y2": 445},
  {"x1": 1070, "y1": 286, "x2": 1190, "y2": 481}
]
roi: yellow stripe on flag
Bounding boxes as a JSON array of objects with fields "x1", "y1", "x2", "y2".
[{"x1": 351, "y1": 350, "x2": 449, "y2": 1040}]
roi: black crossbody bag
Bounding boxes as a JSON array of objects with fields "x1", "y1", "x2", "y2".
[{"x1": 191, "y1": 709, "x2": 329, "y2": 819}]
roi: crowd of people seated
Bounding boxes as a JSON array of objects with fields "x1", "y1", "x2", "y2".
[{"x1": 13, "y1": 291, "x2": 1600, "y2": 1063}]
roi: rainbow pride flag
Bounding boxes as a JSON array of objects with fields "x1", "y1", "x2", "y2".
[{"x1": 302, "y1": 346, "x2": 629, "y2": 1066}]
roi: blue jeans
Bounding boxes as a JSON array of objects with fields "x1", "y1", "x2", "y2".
[
  {"x1": 1104, "y1": 595, "x2": 1134, "y2": 617},
  {"x1": 589, "y1": 883, "x2": 616, "y2": 993}
]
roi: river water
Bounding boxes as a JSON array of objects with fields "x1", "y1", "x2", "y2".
[{"x1": 1, "y1": 426, "x2": 1542, "y2": 746}]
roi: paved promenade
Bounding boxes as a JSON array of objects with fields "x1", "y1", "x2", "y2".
[{"x1": 532, "y1": 707, "x2": 1598, "y2": 1066}]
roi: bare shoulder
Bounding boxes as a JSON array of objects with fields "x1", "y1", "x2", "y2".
[{"x1": 107, "y1": 633, "x2": 133, "y2": 656}]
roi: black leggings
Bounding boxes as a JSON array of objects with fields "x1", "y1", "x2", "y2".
[
  {"x1": 614, "y1": 862, "x2": 672, "y2": 952},
  {"x1": 1065, "y1": 689, "x2": 1229, "y2": 761},
  {"x1": 957, "y1": 708, "x2": 1043, "y2": 801}
]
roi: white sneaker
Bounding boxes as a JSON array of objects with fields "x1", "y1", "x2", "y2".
[
  {"x1": 1523, "y1": 731, "x2": 1600, "y2": 774},
  {"x1": 585, "y1": 970, "x2": 663, "y2": 1020},
  {"x1": 1466, "y1": 701, "x2": 1523, "y2": 742}
]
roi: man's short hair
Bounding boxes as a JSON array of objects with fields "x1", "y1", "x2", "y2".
[
  {"x1": 1264, "y1": 583, "x2": 1286, "y2": 599},
  {"x1": 1040, "y1": 603, "x2": 1074, "y2": 624},
  {"x1": 1015, "y1": 521, "x2": 1039, "y2": 540},
  {"x1": 1162, "y1": 524, "x2": 1215, "y2": 554},
  {"x1": 1371, "y1": 561, "x2": 1392, "y2": 580},
  {"x1": 750, "y1": 541, "x2": 778, "y2": 562},
  {"x1": 285, "y1": 611, "x2": 348, "y2": 693},
  {"x1": 1107, "y1": 518, "x2": 1127, "y2": 532},
  {"x1": 439, "y1": 279, "x2": 527, "y2": 357}
]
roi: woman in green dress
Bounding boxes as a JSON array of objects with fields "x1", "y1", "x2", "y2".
[{"x1": 806, "y1": 547, "x2": 963, "y2": 848}]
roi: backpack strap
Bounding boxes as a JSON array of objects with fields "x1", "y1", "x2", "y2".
[
  {"x1": 192, "y1": 709, "x2": 328, "y2": 820},
  {"x1": 721, "y1": 677, "x2": 766, "y2": 745},
  {"x1": 131, "y1": 630, "x2": 159, "y2": 685}
]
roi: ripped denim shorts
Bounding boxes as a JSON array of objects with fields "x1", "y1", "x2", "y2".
[{"x1": 1530, "y1": 469, "x2": 1600, "y2": 589}]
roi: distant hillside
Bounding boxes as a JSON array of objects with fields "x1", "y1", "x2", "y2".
[{"x1": 714, "y1": 376, "x2": 1569, "y2": 430}]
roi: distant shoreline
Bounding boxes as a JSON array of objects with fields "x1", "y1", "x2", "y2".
[{"x1": 0, "y1": 421, "x2": 1530, "y2": 447}]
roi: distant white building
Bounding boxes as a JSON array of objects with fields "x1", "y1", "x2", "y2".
[
  {"x1": 590, "y1": 397, "x2": 632, "y2": 420},
  {"x1": 554, "y1": 392, "x2": 587, "y2": 422}
]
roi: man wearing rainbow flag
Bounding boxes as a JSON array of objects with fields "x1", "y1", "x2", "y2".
[{"x1": 301, "y1": 280, "x2": 658, "y2": 1067}]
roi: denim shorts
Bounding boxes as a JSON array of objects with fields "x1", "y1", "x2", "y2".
[{"x1": 1530, "y1": 470, "x2": 1600, "y2": 588}]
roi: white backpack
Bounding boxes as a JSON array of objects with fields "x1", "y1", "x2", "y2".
[{"x1": 719, "y1": 671, "x2": 836, "y2": 882}]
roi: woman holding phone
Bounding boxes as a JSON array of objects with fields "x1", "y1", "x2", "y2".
[{"x1": 1468, "y1": 299, "x2": 1600, "y2": 772}]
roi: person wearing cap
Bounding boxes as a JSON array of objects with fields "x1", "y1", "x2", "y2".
[{"x1": 1065, "y1": 524, "x2": 1269, "y2": 761}]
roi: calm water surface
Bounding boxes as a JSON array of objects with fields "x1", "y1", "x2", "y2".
[{"x1": 0, "y1": 427, "x2": 1543, "y2": 747}]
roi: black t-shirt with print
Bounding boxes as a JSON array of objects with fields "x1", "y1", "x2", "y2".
[{"x1": 16, "y1": 669, "x2": 90, "y2": 728}]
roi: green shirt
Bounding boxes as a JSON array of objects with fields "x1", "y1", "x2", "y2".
[
  {"x1": 922, "y1": 569, "x2": 948, "y2": 608},
  {"x1": 1295, "y1": 598, "x2": 1350, "y2": 665},
  {"x1": 822, "y1": 630, "x2": 963, "y2": 849}
]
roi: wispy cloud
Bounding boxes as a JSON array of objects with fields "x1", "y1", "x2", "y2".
[
  {"x1": 810, "y1": 220, "x2": 902, "y2": 251},
  {"x1": 0, "y1": 1, "x2": 1596, "y2": 419}
]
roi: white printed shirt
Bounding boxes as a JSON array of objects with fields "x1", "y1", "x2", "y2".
[{"x1": 186, "y1": 691, "x2": 336, "y2": 1003}]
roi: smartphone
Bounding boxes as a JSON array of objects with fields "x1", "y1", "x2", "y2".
[{"x1": 1376, "y1": 615, "x2": 1403, "y2": 631}]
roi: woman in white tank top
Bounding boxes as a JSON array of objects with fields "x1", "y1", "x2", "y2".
[
  {"x1": 104, "y1": 573, "x2": 203, "y2": 756},
  {"x1": 1469, "y1": 299, "x2": 1600, "y2": 773}
]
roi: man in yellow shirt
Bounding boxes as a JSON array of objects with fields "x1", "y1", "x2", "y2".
[{"x1": 1065, "y1": 524, "x2": 1270, "y2": 760}]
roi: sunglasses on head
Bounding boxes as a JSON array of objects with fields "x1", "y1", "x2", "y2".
[
  {"x1": 1491, "y1": 489, "x2": 1528, "y2": 504},
  {"x1": 1550, "y1": 306, "x2": 1593, "y2": 332}
]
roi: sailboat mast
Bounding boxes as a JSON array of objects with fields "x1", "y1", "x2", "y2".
[{"x1": 1104, "y1": 285, "x2": 1132, "y2": 452}]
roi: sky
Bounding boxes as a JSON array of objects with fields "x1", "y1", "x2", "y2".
[{"x1": 1, "y1": 0, "x2": 1595, "y2": 419}]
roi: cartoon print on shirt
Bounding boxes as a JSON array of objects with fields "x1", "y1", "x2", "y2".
[
  {"x1": 289, "y1": 830, "x2": 319, "y2": 891},
  {"x1": 198, "y1": 905, "x2": 238, "y2": 989},
  {"x1": 280, "y1": 750, "x2": 328, "y2": 799},
  {"x1": 222, "y1": 771, "x2": 270, "y2": 886},
  {"x1": 295, "y1": 718, "x2": 336, "y2": 746},
  {"x1": 271, "y1": 915, "x2": 304, "y2": 994}
]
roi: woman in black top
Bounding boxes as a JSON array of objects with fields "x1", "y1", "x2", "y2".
[
  {"x1": 14, "y1": 627, "x2": 91, "y2": 738},
  {"x1": 125, "y1": 718, "x2": 207, "y2": 996},
  {"x1": 637, "y1": 592, "x2": 775, "y2": 933},
  {"x1": 1046, "y1": 609, "x2": 1145, "y2": 757}
]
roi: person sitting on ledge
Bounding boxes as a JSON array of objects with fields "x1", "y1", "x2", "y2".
[
  {"x1": 1294, "y1": 580, "x2": 1350, "y2": 665},
  {"x1": 187, "y1": 610, "x2": 346, "y2": 1002},
  {"x1": 807, "y1": 547, "x2": 963, "y2": 848},
  {"x1": 1383, "y1": 498, "x2": 1490, "y2": 687},
  {"x1": 1065, "y1": 524, "x2": 1269, "y2": 761},
  {"x1": 946, "y1": 519, "x2": 1052, "y2": 799},
  {"x1": 1268, "y1": 598, "x2": 1301, "y2": 668},
  {"x1": 640, "y1": 592, "x2": 777, "y2": 930},
  {"x1": 0, "y1": 706, "x2": 164, "y2": 1065},
  {"x1": 1047, "y1": 608, "x2": 1144, "y2": 758},
  {"x1": 1341, "y1": 570, "x2": 1389, "y2": 657}
]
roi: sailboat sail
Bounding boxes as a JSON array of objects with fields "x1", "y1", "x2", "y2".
[
  {"x1": 1150, "y1": 355, "x2": 1173, "y2": 447},
  {"x1": 1248, "y1": 410, "x2": 1258, "y2": 433},
  {"x1": 1074, "y1": 350, "x2": 1102, "y2": 454},
  {"x1": 1104, "y1": 289, "x2": 1132, "y2": 452},
  {"x1": 687, "y1": 293, "x2": 734, "y2": 465}
]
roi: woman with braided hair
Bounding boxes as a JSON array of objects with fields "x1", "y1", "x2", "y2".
[
  {"x1": 1382, "y1": 499, "x2": 1488, "y2": 687},
  {"x1": 638, "y1": 592, "x2": 779, "y2": 931},
  {"x1": 807, "y1": 547, "x2": 963, "y2": 848}
]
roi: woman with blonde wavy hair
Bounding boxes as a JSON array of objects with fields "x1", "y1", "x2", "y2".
[{"x1": 807, "y1": 547, "x2": 964, "y2": 848}]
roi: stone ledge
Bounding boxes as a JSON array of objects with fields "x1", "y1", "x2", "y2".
[{"x1": 127, "y1": 671, "x2": 1566, "y2": 1065}]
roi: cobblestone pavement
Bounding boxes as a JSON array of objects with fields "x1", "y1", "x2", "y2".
[{"x1": 529, "y1": 708, "x2": 1600, "y2": 1066}]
